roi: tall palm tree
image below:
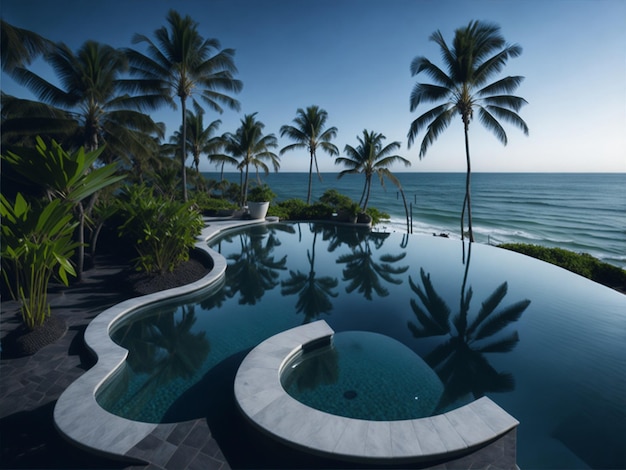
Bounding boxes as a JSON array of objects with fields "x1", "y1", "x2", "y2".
[
  {"x1": 280, "y1": 106, "x2": 339, "y2": 204},
  {"x1": 408, "y1": 20, "x2": 528, "y2": 242},
  {"x1": 8, "y1": 40, "x2": 164, "y2": 160},
  {"x1": 336, "y1": 130, "x2": 411, "y2": 211},
  {"x1": 124, "y1": 10, "x2": 243, "y2": 201},
  {"x1": 222, "y1": 113, "x2": 279, "y2": 206}
]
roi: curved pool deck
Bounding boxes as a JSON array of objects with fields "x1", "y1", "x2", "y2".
[
  {"x1": 53, "y1": 218, "x2": 268, "y2": 464},
  {"x1": 234, "y1": 320, "x2": 519, "y2": 464}
]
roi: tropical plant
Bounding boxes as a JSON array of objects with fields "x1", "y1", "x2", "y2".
[
  {"x1": 247, "y1": 184, "x2": 276, "y2": 203},
  {"x1": 408, "y1": 20, "x2": 528, "y2": 241},
  {"x1": 1, "y1": 194, "x2": 79, "y2": 329},
  {"x1": 2, "y1": 138, "x2": 126, "y2": 277},
  {"x1": 221, "y1": 113, "x2": 279, "y2": 206},
  {"x1": 115, "y1": 184, "x2": 203, "y2": 274},
  {"x1": 7, "y1": 40, "x2": 164, "y2": 162},
  {"x1": 125, "y1": 9, "x2": 243, "y2": 201},
  {"x1": 336, "y1": 130, "x2": 411, "y2": 211},
  {"x1": 280, "y1": 106, "x2": 339, "y2": 204}
]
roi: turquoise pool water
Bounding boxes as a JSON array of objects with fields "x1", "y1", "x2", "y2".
[
  {"x1": 281, "y1": 330, "x2": 444, "y2": 420},
  {"x1": 98, "y1": 222, "x2": 626, "y2": 469}
]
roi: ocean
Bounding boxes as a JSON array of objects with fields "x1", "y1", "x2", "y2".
[{"x1": 203, "y1": 172, "x2": 626, "y2": 269}]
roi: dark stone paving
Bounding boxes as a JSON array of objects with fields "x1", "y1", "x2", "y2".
[
  {"x1": 0, "y1": 259, "x2": 229, "y2": 470},
  {"x1": 0, "y1": 256, "x2": 516, "y2": 470}
]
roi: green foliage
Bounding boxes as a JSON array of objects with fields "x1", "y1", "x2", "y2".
[
  {"x1": 2, "y1": 137, "x2": 125, "y2": 203},
  {"x1": 115, "y1": 185, "x2": 204, "y2": 274},
  {"x1": 319, "y1": 189, "x2": 352, "y2": 209},
  {"x1": 191, "y1": 192, "x2": 238, "y2": 215},
  {"x1": 499, "y1": 244, "x2": 626, "y2": 292},
  {"x1": 1, "y1": 194, "x2": 79, "y2": 329},
  {"x1": 365, "y1": 206, "x2": 390, "y2": 225},
  {"x1": 247, "y1": 184, "x2": 276, "y2": 202}
]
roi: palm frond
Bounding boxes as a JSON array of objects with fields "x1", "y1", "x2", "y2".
[
  {"x1": 478, "y1": 76, "x2": 525, "y2": 97},
  {"x1": 483, "y1": 105, "x2": 529, "y2": 135},
  {"x1": 477, "y1": 107, "x2": 508, "y2": 145},
  {"x1": 410, "y1": 83, "x2": 452, "y2": 111},
  {"x1": 407, "y1": 103, "x2": 452, "y2": 150},
  {"x1": 417, "y1": 108, "x2": 455, "y2": 157}
]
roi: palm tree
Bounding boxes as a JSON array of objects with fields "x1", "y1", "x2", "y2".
[
  {"x1": 280, "y1": 106, "x2": 339, "y2": 204},
  {"x1": 336, "y1": 130, "x2": 411, "y2": 211},
  {"x1": 170, "y1": 103, "x2": 222, "y2": 173},
  {"x1": 408, "y1": 20, "x2": 528, "y2": 242},
  {"x1": 222, "y1": 113, "x2": 279, "y2": 206},
  {"x1": 124, "y1": 9, "x2": 243, "y2": 201},
  {"x1": 8, "y1": 40, "x2": 164, "y2": 160}
]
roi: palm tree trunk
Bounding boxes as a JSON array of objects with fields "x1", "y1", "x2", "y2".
[
  {"x1": 242, "y1": 161, "x2": 250, "y2": 206},
  {"x1": 399, "y1": 186, "x2": 410, "y2": 233},
  {"x1": 181, "y1": 98, "x2": 188, "y2": 202},
  {"x1": 463, "y1": 123, "x2": 474, "y2": 242},
  {"x1": 362, "y1": 177, "x2": 372, "y2": 211},
  {"x1": 306, "y1": 150, "x2": 314, "y2": 204}
]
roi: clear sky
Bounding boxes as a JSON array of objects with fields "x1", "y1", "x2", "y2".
[{"x1": 2, "y1": 0, "x2": 625, "y2": 173}]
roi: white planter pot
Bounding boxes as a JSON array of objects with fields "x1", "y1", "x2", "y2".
[{"x1": 248, "y1": 201, "x2": 270, "y2": 219}]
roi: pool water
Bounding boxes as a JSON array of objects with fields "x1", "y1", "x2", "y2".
[
  {"x1": 281, "y1": 331, "x2": 444, "y2": 420},
  {"x1": 98, "y1": 222, "x2": 626, "y2": 469}
]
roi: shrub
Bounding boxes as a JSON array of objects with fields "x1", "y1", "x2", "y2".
[
  {"x1": 1, "y1": 194, "x2": 79, "y2": 329},
  {"x1": 499, "y1": 243, "x2": 626, "y2": 292},
  {"x1": 248, "y1": 184, "x2": 276, "y2": 203},
  {"x1": 191, "y1": 192, "x2": 238, "y2": 216},
  {"x1": 116, "y1": 185, "x2": 203, "y2": 274},
  {"x1": 319, "y1": 189, "x2": 353, "y2": 210}
]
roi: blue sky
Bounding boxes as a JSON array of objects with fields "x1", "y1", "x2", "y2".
[{"x1": 2, "y1": 0, "x2": 625, "y2": 173}]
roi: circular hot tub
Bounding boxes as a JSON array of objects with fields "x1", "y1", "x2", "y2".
[
  {"x1": 234, "y1": 320, "x2": 519, "y2": 464},
  {"x1": 281, "y1": 331, "x2": 443, "y2": 421}
]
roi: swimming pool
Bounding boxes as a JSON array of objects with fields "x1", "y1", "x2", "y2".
[{"x1": 98, "y1": 222, "x2": 626, "y2": 469}]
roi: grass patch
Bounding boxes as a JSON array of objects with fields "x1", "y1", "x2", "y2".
[{"x1": 499, "y1": 243, "x2": 626, "y2": 294}]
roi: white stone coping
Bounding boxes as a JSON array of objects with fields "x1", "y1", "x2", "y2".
[
  {"x1": 53, "y1": 218, "x2": 268, "y2": 461},
  {"x1": 234, "y1": 320, "x2": 519, "y2": 464}
]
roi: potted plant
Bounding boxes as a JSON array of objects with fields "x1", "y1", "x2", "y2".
[{"x1": 247, "y1": 184, "x2": 276, "y2": 219}]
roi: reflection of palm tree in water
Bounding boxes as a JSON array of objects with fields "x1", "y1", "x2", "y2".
[
  {"x1": 408, "y1": 243, "x2": 530, "y2": 411},
  {"x1": 337, "y1": 235, "x2": 408, "y2": 300},
  {"x1": 111, "y1": 305, "x2": 210, "y2": 417},
  {"x1": 226, "y1": 228, "x2": 287, "y2": 305},
  {"x1": 281, "y1": 224, "x2": 339, "y2": 323}
]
